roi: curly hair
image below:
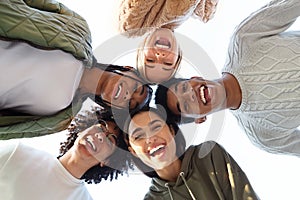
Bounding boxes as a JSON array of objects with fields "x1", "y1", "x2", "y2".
[
  {"x1": 58, "y1": 107, "x2": 134, "y2": 184},
  {"x1": 155, "y1": 78, "x2": 195, "y2": 124},
  {"x1": 123, "y1": 107, "x2": 186, "y2": 178}
]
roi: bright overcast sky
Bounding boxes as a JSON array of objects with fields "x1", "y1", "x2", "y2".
[{"x1": 2, "y1": 0, "x2": 300, "y2": 199}]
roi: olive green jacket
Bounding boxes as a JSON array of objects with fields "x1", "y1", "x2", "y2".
[
  {"x1": 0, "y1": 0, "x2": 92, "y2": 139},
  {"x1": 0, "y1": 0, "x2": 93, "y2": 67},
  {"x1": 145, "y1": 141, "x2": 260, "y2": 200}
]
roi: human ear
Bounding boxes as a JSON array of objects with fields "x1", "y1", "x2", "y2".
[
  {"x1": 99, "y1": 159, "x2": 109, "y2": 167},
  {"x1": 194, "y1": 116, "x2": 207, "y2": 124},
  {"x1": 169, "y1": 125, "x2": 176, "y2": 137}
]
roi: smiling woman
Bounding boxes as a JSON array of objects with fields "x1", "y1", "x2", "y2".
[
  {"x1": 124, "y1": 108, "x2": 259, "y2": 199},
  {"x1": 136, "y1": 28, "x2": 182, "y2": 84},
  {"x1": 0, "y1": 107, "x2": 133, "y2": 200}
]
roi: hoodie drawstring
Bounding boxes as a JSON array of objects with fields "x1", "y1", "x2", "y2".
[
  {"x1": 165, "y1": 183, "x2": 174, "y2": 200},
  {"x1": 180, "y1": 172, "x2": 197, "y2": 200},
  {"x1": 164, "y1": 172, "x2": 197, "y2": 200}
]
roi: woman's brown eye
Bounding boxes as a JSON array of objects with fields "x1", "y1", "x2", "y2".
[{"x1": 164, "y1": 62, "x2": 173, "y2": 66}]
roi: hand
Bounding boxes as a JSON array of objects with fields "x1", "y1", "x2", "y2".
[{"x1": 194, "y1": 0, "x2": 219, "y2": 23}]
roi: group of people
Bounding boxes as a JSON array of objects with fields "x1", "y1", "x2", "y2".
[{"x1": 0, "y1": 0, "x2": 299, "y2": 199}]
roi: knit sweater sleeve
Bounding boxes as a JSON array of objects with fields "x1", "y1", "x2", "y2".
[
  {"x1": 0, "y1": 0, "x2": 93, "y2": 67},
  {"x1": 235, "y1": 0, "x2": 299, "y2": 38},
  {"x1": 223, "y1": 0, "x2": 300, "y2": 71}
]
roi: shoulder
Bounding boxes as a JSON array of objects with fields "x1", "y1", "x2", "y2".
[
  {"x1": 193, "y1": 141, "x2": 225, "y2": 156},
  {"x1": 189, "y1": 141, "x2": 229, "y2": 163}
]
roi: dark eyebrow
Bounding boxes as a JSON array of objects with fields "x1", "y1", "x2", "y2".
[
  {"x1": 162, "y1": 67, "x2": 173, "y2": 71},
  {"x1": 176, "y1": 101, "x2": 181, "y2": 113},
  {"x1": 131, "y1": 127, "x2": 142, "y2": 136},
  {"x1": 130, "y1": 83, "x2": 145, "y2": 110},
  {"x1": 149, "y1": 119, "x2": 161, "y2": 126},
  {"x1": 174, "y1": 83, "x2": 179, "y2": 93},
  {"x1": 140, "y1": 84, "x2": 145, "y2": 95}
]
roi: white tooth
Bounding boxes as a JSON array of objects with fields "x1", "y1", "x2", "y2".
[
  {"x1": 200, "y1": 86, "x2": 206, "y2": 104},
  {"x1": 149, "y1": 144, "x2": 165, "y2": 155},
  {"x1": 115, "y1": 84, "x2": 122, "y2": 99},
  {"x1": 86, "y1": 138, "x2": 96, "y2": 151},
  {"x1": 155, "y1": 44, "x2": 169, "y2": 49}
]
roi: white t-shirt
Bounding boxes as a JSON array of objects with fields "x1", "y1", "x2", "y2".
[
  {"x1": 0, "y1": 143, "x2": 93, "y2": 200},
  {"x1": 0, "y1": 39, "x2": 84, "y2": 115}
]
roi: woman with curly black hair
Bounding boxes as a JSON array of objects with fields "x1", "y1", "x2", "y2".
[
  {"x1": 0, "y1": 107, "x2": 133, "y2": 200},
  {"x1": 58, "y1": 107, "x2": 134, "y2": 184}
]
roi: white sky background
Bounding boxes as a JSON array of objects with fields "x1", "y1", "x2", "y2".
[{"x1": 2, "y1": 0, "x2": 300, "y2": 199}]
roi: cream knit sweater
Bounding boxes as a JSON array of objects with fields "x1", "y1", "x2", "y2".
[{"x1": 222, "y1": 0, "x2": 300, "y2": 156}]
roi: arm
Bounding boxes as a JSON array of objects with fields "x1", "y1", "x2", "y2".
[
  {"x1": 0, "y1": 102, "x2": 82, "y2": 140},
  {"x1": 234, "y1": 0, "x2": 300, "y2": 43},
  {"x1": 0, "y1": 0, "x2": 93, "y2": 67}
]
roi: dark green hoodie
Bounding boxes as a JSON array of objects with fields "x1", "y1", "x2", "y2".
[{"x1": 144, "y1": 141, "x2": 259, "y2": 200}]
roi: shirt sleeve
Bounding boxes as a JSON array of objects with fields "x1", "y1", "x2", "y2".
[{"x1": 234, "y1": 0, "x2": 300, "y2": 45}]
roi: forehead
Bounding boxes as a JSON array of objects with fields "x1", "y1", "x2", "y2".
[
  {"x1": 122, "y1": 70, "x2": 142, "y2": 81},
  {"x1": 129, "y1": 111, "x2": 161, "y2": 129}
]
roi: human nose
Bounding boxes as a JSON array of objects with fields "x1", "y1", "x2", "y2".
[
  {"x1": 183, "y1": 87, "x2": 196, "y2": 102},
  {"x1": 145, "y1": 135, "x2": 157, "y2": 144},
  {"x1": 123, "y1": 89, "x2": 131, "y2": 100},
  {"x1": 154, "y1": 50, "x2": 167, "y2": 61},
  {"x1": 94, "y1": 132, "x2": 105, "y2": 143}
]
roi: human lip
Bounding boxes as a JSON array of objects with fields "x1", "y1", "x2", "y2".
[
  {"x1": 155, "y1": 37, "x2": 171, "y2": 49},
  {"x1": 82, "y1": 133, "x2": 109, "y2": 153},
  {"x1": 113, "y1": 82, "x2": 123, "y2": 100},
  {"x1": 148, "y1": 144, "x2": 166, "y2": 157},
  {"x1": 197, "y1": 85, "x2": 211, "y2": 105},
  {"x1": 85, "y1": 136, "x2": 97, "y2": 152}
]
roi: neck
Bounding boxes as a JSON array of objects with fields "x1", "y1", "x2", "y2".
[
  {"x1": 219, "y1": 73, "x2": 242, "y2": 109},
  {"x1": 156, "y1": 158, "x2": 181, "y2": 182},
  {"x1": 78, "y1": 67, "x2": 107, "y2": 95},
  {"x1": 59, "y1": 148, "x2": 94, "y2": 179}
]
